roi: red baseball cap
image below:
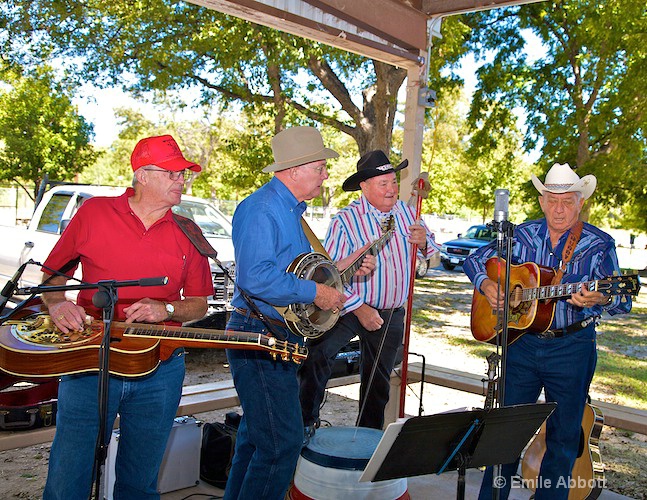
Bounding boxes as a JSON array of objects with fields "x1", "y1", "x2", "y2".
[{"x1": 130, "y1": 134, "x2": 202, "y2": 172}]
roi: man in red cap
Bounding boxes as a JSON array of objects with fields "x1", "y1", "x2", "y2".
[{"x1": 41, "y1": 135, "x2": 213, "y2": 499}]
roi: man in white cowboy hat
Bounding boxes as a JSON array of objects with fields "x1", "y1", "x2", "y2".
[
  {"x1": 298, "y1": 149, "x2": 439, "y2": 435},
  {"x1": 223, "y1": 126, "x2": 375, "y2": 499},
  {"x1": 464, "y1": 163, "x2": 632, "y2": 500}
]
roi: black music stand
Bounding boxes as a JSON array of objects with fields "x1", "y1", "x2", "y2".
[{"x1": 360, "y1": 403, "x2": 556, "y2": 500}]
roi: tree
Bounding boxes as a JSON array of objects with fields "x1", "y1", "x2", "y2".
[
  {"x1": 0, "y1": 66, "x2": 98, "y2": 199},
  {"x1": 1, "y1": 1, "x2": 468, "y2": 158},
  {"x1": 461, "y1": 0, "x2": 647, "y2": 230}
]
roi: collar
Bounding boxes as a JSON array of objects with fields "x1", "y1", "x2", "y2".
[
  {"x1": 116, "y1": 187, "x2": 175, "y2": 223},
  {"x1": 270, "y1": 176, "x2": 307, "y2": 216}
]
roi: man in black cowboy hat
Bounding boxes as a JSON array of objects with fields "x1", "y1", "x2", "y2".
[{"x1": 298, "y1": 150, "x2": 439, "y2": 434}]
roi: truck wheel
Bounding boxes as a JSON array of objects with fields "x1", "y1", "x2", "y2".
[
  {"x1": 415, "y1": 257, "x2": 429, "y2": 278},
  {"x1": 442, "y1": 261, "x2": 456, "y2": 271}
]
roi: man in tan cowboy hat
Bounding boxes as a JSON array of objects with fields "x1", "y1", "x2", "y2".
[
  {"x1": 464, "y1": 163, "x2": 632, "y2": 500},
  {"x1": 298, "y1": 149, "x2": 439, "y2": 436},
  {"x1": 223, "y1": 126, "x2": 375, "y2": 499}
]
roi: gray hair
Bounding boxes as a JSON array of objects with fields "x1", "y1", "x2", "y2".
[{"x1": 132, "y1": 164, "x2": 157, "y2": 187}]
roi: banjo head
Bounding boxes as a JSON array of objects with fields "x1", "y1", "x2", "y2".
[{"x1": 286, "y1": 253, "x2": 343, "y2": 338}]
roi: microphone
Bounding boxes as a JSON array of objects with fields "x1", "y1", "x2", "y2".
[
  {"x1": 139, "y1": 276, "x2": 169, "y2": 287},
  {"x1": 0, "y1": 261, "x2": 30, "y2": 311},
  {"x1": 493, "y1": 189, "x2": 509, "y2": 242},
  {"x1": 494, "y1": 189, "x2": 509, "y2": 223}
]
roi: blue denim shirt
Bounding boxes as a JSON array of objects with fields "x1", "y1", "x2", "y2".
[
  {"x1": 230, "y1": 176, "x2": 316, "y2": 322},
  {"x1": 463, "y1": 218, "x2": 632, "y2": 330}
]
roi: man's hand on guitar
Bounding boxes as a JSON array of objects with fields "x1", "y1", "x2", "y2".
[
  {"x1": 336, "y1": 243, "x2": 376, "y2": 277},
  {"x1": 480, "y1": 278, "x2": 506, "y2": 310},
  {"x1": 123, "y1": 298, "x2": 170, "y2": 324},
  {"x1": 47, "y1": 300, "x2": 87, "y2": 334},
  {"x1": 352, "y1": 304, "x2": 384, "y2": 331},
  {"x1": 567, "y1": 284, "x2": 609, "y2": 309},
  {"x1": 313, "y1": 283, "x2": 346, "y2": 314}
]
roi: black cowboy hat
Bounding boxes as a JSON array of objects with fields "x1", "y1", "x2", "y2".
[{"x1": 342, "y1": 150, "x2": 408, "y2": 192}]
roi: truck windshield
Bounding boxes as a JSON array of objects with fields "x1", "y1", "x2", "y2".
[
  {"x1": 37, "y1": 193, "x2": 73, "y2": 234},
  {"x1": 464, "y1": 226, "x2": 495, "y2": 240},
  {"x1": 172, "y1": 200, "x2": 232, "y2": 237}
]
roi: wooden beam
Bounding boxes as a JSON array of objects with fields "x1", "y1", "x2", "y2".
[
  {"x1": 187, "y1": 0, "x2": 425, "y2": 68},
  {"x1": 302, "y1": 0, "x2": 427, "y2": 52},
  {"x1": 401, "y1": 362, "x2": 647, "y2": 435},
  {"x1": 422, "y1": 0, "x2": 545, "y2": 17}
]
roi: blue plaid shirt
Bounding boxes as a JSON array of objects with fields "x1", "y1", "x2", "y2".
[{"x1": 463, "y1": 219, "x2": 632, "y2": 330}]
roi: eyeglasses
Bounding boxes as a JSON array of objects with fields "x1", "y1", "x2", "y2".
[
  {"x1": 305, "y1": 164, "x2": 327, "y2": 175},
  {"x1": 141, "y1": 168, "x2": 191, "y2": 181}
]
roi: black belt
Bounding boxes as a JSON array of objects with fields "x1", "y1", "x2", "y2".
[
  {"x1": 535, "y1": 316, "x2": 598, "y2": 339},
  {"x1": 233, "y1": 307, "x2": 286, "y2": 328}
]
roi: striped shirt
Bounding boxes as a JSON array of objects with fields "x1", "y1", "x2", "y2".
[
  {"x1": 324, "y1": 196, "x2": 440, "y2": 312},
  {"x1": 463, "y1": 219, "x2": 632, "y2": 329}
]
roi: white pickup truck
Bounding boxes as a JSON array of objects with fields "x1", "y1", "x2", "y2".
[{"x1": 0, "y1": 184, "x2": 235, "y2": 316}]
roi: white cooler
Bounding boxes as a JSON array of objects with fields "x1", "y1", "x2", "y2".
[{"x1": 102, "y1": 416, "x2": 202, "y2": 498}]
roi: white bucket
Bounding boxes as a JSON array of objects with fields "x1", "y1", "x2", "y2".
[{"x1": 289, "y1": 427, "x2": 409, "y2": 500}]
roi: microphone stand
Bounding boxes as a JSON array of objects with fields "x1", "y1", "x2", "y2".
[
  {"x1": 15, "y1": 276, "x2": 167, "y2": 500},
  {"x1": 491, "y1": 219, "x2": 515, "y2": 500}
]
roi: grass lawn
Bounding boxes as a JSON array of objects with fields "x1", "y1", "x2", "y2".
[
  {"x1": 411, "y1": 269, "x2": 646, "y2": 498},
  {"x1": 411, "y1": 270, "x2": 646, "y2": 410}
]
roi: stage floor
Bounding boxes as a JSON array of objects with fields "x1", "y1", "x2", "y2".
[{"x1": 161, "y1": 466, "x2": 629, "y2": 499}]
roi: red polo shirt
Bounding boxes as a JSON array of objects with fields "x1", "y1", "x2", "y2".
[{"x1": 43, "y1": 188, "x2": 213, "y2": 359}]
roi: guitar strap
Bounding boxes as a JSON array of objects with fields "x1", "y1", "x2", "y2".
[
  {"x1": 551, "y1": 220, "x2": 583, "y2": 285},
  {"x1": 172, "y1": 213, "x2": 289, "y2": 340},
  {"x1": 300, "y1": 217, "x2": 331, "y2": 259}
]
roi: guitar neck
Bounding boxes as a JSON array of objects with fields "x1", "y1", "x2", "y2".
[
  {"x1": 114, "y1": 321, "x2": 253, "y2": 342},
  {"x1": 340, "y1": 228, "x2": 394, "y2": 284},
  {"x1": 523, "y1": 279, "x2": 601, "y2": 302},
  {"x1": 112, "y1": 321, "x2": 301, "y2": 359}
]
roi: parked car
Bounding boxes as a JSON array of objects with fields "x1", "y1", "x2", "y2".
[
  {"x1": 440, "y1": 224, "x2": 496, "y2": 270},
  {"x1": 0, "y1": 185, "x2": 235, "y2": 312}
]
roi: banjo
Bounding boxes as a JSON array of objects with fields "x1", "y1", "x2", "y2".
[{"x1": 283, "y1": 216, "x2": 395, "y2": 338}]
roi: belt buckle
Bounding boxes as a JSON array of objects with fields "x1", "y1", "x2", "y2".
[{"x1": 537, "y1": 330, "x2": 556, "y2": 339}]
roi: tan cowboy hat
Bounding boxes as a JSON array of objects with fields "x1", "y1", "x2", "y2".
[
  {"x1": 531, "y1": 163, "x2": 597, "y2": 200},
  {"x1": 263, "y1": 126, "x2": 339, "y2": 173}
]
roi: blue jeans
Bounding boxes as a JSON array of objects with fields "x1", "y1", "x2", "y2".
[
  {"x1": 224, "y1": 312, "x2": 303, "y2": 500},
  {"x1": 43, "y1": 350, "x2": 185, "y2": 500},
  {"x1": 478, "y1": 326, "x2": 597, "y2": 500},
  {"x1": 298, "y1": 307, "x2": 404, "y2": 429}
]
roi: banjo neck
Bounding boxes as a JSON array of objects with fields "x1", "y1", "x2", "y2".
[{"x1": 340, "y1": 215, "x2": 395, "y2": 284}]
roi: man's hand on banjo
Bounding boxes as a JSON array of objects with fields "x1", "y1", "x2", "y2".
[
  {"x1": 336, "y1": 243, "x2": 377, "y2": 277},
  {"x1": 313, "y1": 283, "x2": 346, "y2": 314}
]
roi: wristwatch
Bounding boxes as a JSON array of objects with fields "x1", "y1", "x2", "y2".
[{"x1": 164, "y1": 302, "x2": 175, "y2": 320}]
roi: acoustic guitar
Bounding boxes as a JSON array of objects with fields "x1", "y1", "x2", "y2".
[
  {"x1": 521, "y1": 403, "x2": 605, "y2": 499},
  {"x1": 470, "y1": 258, "x2": 640, "y2": 344},
  {"x1": 0, "y1": 310, "x2": 307, "y2": 378}
]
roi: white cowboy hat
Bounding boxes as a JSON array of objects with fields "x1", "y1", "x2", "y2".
[{"x1": 531, "y1": 163, "x2": 597, "y2": 200}]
